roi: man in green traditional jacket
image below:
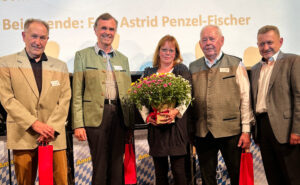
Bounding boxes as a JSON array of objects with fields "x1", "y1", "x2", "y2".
[
  {"x1": 189, "y1": 25, "x2": 255, "y2": 185},
  {"x1": 72, "y1": 13, "x2": 133, "y2": 185}
]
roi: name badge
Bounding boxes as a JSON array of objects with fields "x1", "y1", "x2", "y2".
[
  {"x1": 220, "y1": 68, "x2": 229, "y2": 72},
  {"x1": 51, "y1": 80, "x2": 60, "y2": 86},
  {"x1": 114, "y1": 65, "x2": 123, "y2": 70}
]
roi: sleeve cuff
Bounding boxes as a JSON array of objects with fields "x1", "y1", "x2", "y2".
[
  {"x1": 176, "y1": 108, "x2": 183, "y2": 118},
  {"x1": 27, "y1": 118, "x2": 38, "y2": 131},
  {"x1": 139, "y1": 106, "x2": 149, "y2": 123},
  {"x1": 242, "y1": 123, "x2": 251, "y2": 133}
]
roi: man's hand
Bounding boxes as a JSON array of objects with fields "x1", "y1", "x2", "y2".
[
  {"x1": 31, "y1": 120, "x2": 54, "y2": 139},
  {"x1": 37, "y1": 135, "x2": 52, "y2": 143},
  {"x1": 74, "y1": 128, "x2": 87, "y2": 141},
  {"x1": 290, "y1": 133, "x2": 300, "y2": 145},
  {"x1": 238, "y1": 133, "x2": 251, "y2": 149}
]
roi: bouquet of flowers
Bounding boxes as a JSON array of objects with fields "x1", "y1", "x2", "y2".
[{"x1": 128, "y1": 73, "x2": 191, "y2": 111}]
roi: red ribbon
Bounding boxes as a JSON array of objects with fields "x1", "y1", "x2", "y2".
[{"x1": 146, "y1": 108, "x2": 169, "y2": 123}]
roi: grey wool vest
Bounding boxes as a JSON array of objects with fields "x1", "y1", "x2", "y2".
[{"x1": 189, "y1": 53, "x2": 242, "y2": 138}]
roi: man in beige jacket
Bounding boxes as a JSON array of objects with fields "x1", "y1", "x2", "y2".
[{"x1": 0, "y1": 19, "x2": 71, "y2": 185}]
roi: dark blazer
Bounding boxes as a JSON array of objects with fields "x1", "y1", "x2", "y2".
[{"x1": 251, "y1": 52, "x2": 300, "y2": 144}]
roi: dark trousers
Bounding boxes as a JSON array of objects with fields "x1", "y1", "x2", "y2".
[
  {"x1": 195, "y1": 133, "x2": 241, "y2": 185},
  {"x1": 153, "y1": 155, "x2": 187, "y2": 185},
  {"x1": 257, "y1": 113, "x2": 300, "y2": 185},
  {"x1": 86, "y1": 104, "x2": 125, "y2": 185}
]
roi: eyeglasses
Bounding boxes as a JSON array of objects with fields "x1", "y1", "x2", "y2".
[{"x1": 160, "y1": 48, "x2": 175, "y2": 54}]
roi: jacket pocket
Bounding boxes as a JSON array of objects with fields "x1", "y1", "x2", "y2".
[
  {"x1": 222, "y1": 75, "x2": 235, "y2": 79},
  {"x1": 223, "y1": 117, "x2": 237, "y2": 121},
  {"x1": 86, "y1": 66, "x2": 98, "y2": 70}
]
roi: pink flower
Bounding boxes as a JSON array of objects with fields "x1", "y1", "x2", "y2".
[
  {"x1": 168, "y1": 82, "x2": 172, "y2": 86},
  {"x1": 163, "y1": 84, "x2": 168, "y2": 87},
  {"x1": 134, "y1": 90, "x2": 137, "y2": 93},
  {"x1": 137, "y1": 84, "x2": 142, "y2": 88}
]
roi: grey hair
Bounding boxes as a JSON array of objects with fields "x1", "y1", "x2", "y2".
[
  {"x1": 200, "y1": 25, "x2": 223, "y2": 38},
  {"x1": 24, "y1": 18, "x2": 49, "y2": 34},
  {"x1": 94, "y1": 13, "x2": 118, "y2": 29}
]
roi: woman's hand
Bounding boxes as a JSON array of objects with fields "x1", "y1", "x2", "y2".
[
  {"x1": 147, "y1": 116, "x2": 159, "y2": 126},
  {"x1": 159, "y1": 108, "x2": 179, "y2": 124}
]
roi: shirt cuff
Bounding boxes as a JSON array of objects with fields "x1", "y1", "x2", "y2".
[
  {"x1": 139, "y1": 106, "x2": 149, "y2": 123},
  {"x1": 242, "y1": 123, "x2": 251, "y2": 133},
  {"x1": 176, "y1": 107, "x2": 184, "y2": 118}
]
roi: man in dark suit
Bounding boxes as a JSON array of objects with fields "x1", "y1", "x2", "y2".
[{"x1": 251, "y1": 25, "x2": 300, "y2": 185}]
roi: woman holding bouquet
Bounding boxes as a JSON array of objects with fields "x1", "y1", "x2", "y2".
[{"x1": 140, "y1": 35, "x2": 192, "y2": 185}]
